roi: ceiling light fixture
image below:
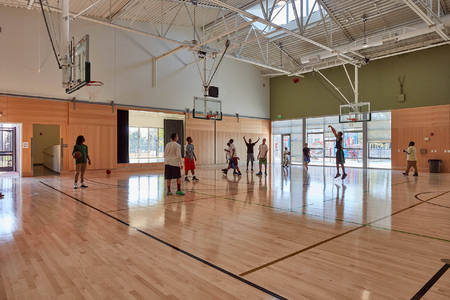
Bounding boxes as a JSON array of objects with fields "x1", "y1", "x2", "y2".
[{"x1": 362, "y1": 15, "x2": 369, "y2": 48}]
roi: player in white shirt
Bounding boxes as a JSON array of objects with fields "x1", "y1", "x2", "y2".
[
  {"x1": 256, "y1": 138, "x2": 269, "y2": 176},
  {"x1": 222, "y1": 139, "x2": 242, "y2": 176},
  {"x1": 403, "y1": 141, "x2": 418, "y2": 176},
  {"x1": 164, "y1": 133, "x2": 184, "y2": 195}
]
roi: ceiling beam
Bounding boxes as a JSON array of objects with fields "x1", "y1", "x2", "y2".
[
  {"x1": 208, "y1": 0, "x2": 357, "y2": 64},
  {"x1": 316, "y1": 0, "x2": 354, "y2": 41},
  {"x1": 402, "y1": 0, "x2": 449, "y2": 41}
]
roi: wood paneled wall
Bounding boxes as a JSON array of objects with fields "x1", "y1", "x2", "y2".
[
  {"x1": 0, "y1": 95, "x2": 270, "y2": 175},
  {"x1": 186, "y1": 115, "x2": 271, "y2": 165},
  {"x1": 392, "y1": 105, "x2": 450, "y2": 173}
]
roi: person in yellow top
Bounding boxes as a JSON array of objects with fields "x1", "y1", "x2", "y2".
[{"x1": 402, "y1": 141, "x2": 418, "y2": 176}]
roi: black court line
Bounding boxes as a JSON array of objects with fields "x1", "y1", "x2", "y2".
[
  {"x1": 413, "y1": 191, "x2": 450, "y2": 209},
  {"x1": 239, "y1": 190, "x2": 450, "y2": 276},
  {"x1": 368, "y1": 225, "x2": 450, "y2": 243},
  {"x1": 239, "y1": 225, "x2": 365, "y2": 276},
  {"x1": 40, "y1": 181, "x2": 287, "y2": 300},
  {"x1": 411, "y1": 260, "x2": 449, "y2": 300},
  {"x1": 106, "y1": 195, "x2": 216, "y2": 213}
]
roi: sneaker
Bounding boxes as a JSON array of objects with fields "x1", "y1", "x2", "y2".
[
  {"x1": 341, "y1": 173, "x2": 347, "y2": 180},
  {"x1": 233, "y1": 170, "x2": 238, "y2": 175},
  {"x1": 237, "y1": 171, "x2": 242, "y2": 176},
  {"x1": 251, "y1": 169, "x2": 253, "y2": 172},
  {"x1": 185, "y1": 177, "x2": 190, "y2": 182},
  {"x1": 256, "y1": 171, "x2": 262, "y2": 176},
  {"x1": 334, "y1": 174, "x2": 341, "y2": 178},
  {"x1": 176, "y1": 190, "x2": 185, "y2": 196},
  {"x1": 80, "y1": 184, "x2": 88, "y2": 188},
  {"x1": 402, "y1": 172, "x2": 408, "y2": 176},
  {"x1": 73, "y1": 184, "x2": 78, "y2": 189},
  {"x1": 192, "y1": 176, "x2": 199, "y2": 181},
  {"x1": 413, "y1": 173, "x2": 418, "y2": 177},
  {"x1": 167, "y1": 191, "x2": 173, "y2": 196}
]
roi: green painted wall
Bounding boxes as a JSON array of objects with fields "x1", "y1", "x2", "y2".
[{"x1": 270, "y1": 45, "x2": 450, "y2": 120}]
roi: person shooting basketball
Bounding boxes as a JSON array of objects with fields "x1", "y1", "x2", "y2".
[{"x1": 328, "y1": 125, "x2": 347, "y2": 180}]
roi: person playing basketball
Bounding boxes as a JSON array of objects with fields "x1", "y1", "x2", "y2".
[
  {"x1": 222, "y1": 139, "x2": 241, "y2": 176},
  {"x1": 72, "y1": 135, "x2": 91, "y2": 189},
  {"x1": 303, "y1": 143, "x2": 311, "y2": 170},
  {"x1": 328, "y1": 125, "x2": 347, "y2": 179},
  {"x1": 164, "y1": 133, "x2": 184, "y2": 195},
  {"x1": 256, "y1": 138, "x2": 268, "y2": 176},
  {"x1": 243, "y1": 136, "x2": 260, "y2": 172},
  {"x1": 184, "y1": 137, "x2": 198, "y2": 182}
]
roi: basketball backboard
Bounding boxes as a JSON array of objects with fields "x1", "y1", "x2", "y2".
[
  {"x1": 193, "y1": 96, "x2": 222, "y2": 120},
  {"x1": 339, "y1": 102, "x2": 371, "y2": 123},
  {"x1": 65, "y1": 35, "x2": 91, "y2": 94}
]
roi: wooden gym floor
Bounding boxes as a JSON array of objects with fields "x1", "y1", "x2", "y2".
[{"x1": 1, "y1": 165, "x2": 449, "y2": 299}]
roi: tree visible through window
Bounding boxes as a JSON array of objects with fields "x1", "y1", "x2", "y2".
[{"x1": 129, "y1": 127, "x2": 165, "y2": 160}]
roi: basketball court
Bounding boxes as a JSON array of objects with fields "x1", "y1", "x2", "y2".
[{"x1": 1, "y1": 0, "x2": 450, "y2": 299}]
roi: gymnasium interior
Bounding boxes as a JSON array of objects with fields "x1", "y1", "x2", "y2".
[{"x1": 0, "y1": 0, "x2": 449, "y2": 299}]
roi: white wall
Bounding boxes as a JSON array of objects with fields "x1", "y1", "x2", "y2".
[{"x1": 0, "y1": 7, "x2": 270, "y2": 118}]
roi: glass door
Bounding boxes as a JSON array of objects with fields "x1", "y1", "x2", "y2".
[
  {"x1": 0, "y1": 128, "x2": 16, "y2": 171},
  {"x1": 272, "y1": 135, "x2": 281, "y2": 165}
]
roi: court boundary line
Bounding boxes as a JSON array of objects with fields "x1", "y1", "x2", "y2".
[
  {"x1": 239, "y1": 190, "x2": 450, "y2": 276},
  {"x1": 411, "y1": 260, "x2": 449, "y2": 300},
  {"x1": 39, "y1": 181, "x2": 287, "y2": 300}
]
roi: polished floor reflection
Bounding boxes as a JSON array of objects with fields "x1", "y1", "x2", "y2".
[{"x1": 1, "y1": 165, "x2": 450, "y2": 299}]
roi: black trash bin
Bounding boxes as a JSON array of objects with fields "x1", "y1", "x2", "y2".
[{"x1": 428, "y1": 159, "x2": 442, "y2": 173}]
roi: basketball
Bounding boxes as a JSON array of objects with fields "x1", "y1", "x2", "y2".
[
  {"x1": 293, "y1": 77, "x2": 300, "y2": 84},
  {"x1": 73, "y1": 151, "x2": 81, "y2": 159},
  {"x1": 106, "y1": 169, "x2": 111, "y2": 175}
]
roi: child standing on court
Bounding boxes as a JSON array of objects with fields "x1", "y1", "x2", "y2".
[
  {"x1": 73, "y1": 135, "x2": 91, "y2": 189},
  {"x1": 164, "y1": 133, "x2": 184, "y2": 195},
  {"x1": 256, "y1": 138, "x2": 269, "y2": 176},
  {"x1": 303, "y1": 143, "x2": 310, "y2": 170},
  {"x1": 403, "y1": 141, "x2": 418, "y2": 176},
  {"x1": 184, "y1": 137, "x2": 199, "y2": 182}
]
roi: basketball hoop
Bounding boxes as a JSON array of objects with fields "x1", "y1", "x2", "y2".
[{"x1": 86, "y1": 80, "x2": 104, "y2": 87}]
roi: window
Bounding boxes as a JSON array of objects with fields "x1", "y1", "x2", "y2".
[
  {"x1": 246, "y1": 0, "x2": 322, "y2": 34},
  {"x1": 129, "y1": 127, "x2": 165, "y2": 161},
  {"x1": 367, "y1": 112, "x2": 391, "y2": 169}
]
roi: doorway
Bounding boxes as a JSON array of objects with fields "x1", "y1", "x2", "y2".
[
  {"x1": 282, "y1": 134, "x2": 291, "y2": 164},
  {"x1": 0, "y1": 127, "x2": 16, "y2": 172},
  {"x1": 32, "y1": 124, "x2": 61, "y2": 176}
]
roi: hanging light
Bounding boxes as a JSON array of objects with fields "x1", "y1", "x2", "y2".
[{"x1": 362, "y1": 15, "x2": 369, "y2": 48}]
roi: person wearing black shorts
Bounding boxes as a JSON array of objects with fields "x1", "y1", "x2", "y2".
[
  {"x1": 164, "y1": 133, "x2": 184, "y2": 196},
  {"x1": 328, "y1": 125, "x2": 347, "y2": 180},
  {"x1": 243, "y1": 136, "x2": 259, "y2": 172}
]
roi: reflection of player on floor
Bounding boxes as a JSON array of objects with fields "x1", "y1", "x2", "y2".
[
  {"x1": 303, "y1": 143, "x2": 310, "y2": 170},
  {"x1": 328, "y1": 125, "x2": 347, "y2": 180},
  {"x1": 243, "y1": 136, "x2": 259, "y2": 172},
  {"x1": 402, "y1": 141, "x2": 418, "y2": 176},
  {"x1": 256, "y1": 138, "x2": 268, "y2": 176},
  {"x1": 73, "y1": 135, "x2": 91, "y2": 189},
  {"x1": 164, "y1": 133, "x2": 184, "y2": 196},
  {"x1": 282, "y1": 147, "x2": 290, "y2": 167},
  {"x1": 184, "y1": 137, "x2": 199, "y2": 182}
]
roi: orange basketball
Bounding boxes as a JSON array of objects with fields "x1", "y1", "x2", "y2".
[
  {"x1": 73, "y1": 151, "x2": 81, "y2": 159},
  {"x1": 106, "y1": 169, "x2": 111, "y2": 175}
]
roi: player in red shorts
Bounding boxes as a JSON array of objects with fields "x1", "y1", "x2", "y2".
[{"x1": 184, "y1": 137, "x2": 199, "y2": 182}]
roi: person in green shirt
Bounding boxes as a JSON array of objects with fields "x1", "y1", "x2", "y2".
[{"x1": 72, "y1": 135, "x2": 91, "y2": 189}]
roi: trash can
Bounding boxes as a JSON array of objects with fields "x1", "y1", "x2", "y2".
[{"x1": 428, "y1": 159, "x2": 442, "y2": 173}]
